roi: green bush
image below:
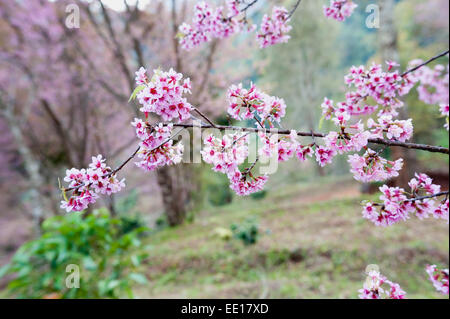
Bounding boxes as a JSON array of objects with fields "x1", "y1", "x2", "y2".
[
  {"x1": 0, "y1": 209, "x2": 149, "y2": 299},
  {"x1": 250, "y1": 190, "x2": 267, "y2": 200},
  {"x1": 231, "y1": 218, "x2": 259, "y2": 246}
]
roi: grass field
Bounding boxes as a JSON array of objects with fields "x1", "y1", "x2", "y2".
[{"x1": 135, "y1": 178, "x2": 449, "y2": 299}]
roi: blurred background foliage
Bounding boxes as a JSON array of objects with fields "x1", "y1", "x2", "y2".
[{"x1": 0, "y1": 0, "x2": 448, "y2": 299}]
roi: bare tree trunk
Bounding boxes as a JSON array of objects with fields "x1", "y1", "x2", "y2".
[
  {"x1": 156, "y1": 165, "x2": 188, "y2": 226},
  {"x1": 379, "y1": 0, "x2": 418, "y2": 188},
  {"x1": 1, "y1": 96, "x2": 45, "y2": 235},
  {"x1": 153, "y1": 0, "x2": 191, "y2": 227}
]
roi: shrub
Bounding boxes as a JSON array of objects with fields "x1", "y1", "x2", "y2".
[
  {"x1": 0, "y1": 209, "x2": 149, "y2": 299},
  {"x1": 231, "y1": 218, "x2": 259, "y2": 246}
]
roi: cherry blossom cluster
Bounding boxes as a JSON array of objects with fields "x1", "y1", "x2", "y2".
[
  {"x1": 135, "y1": 67, "x2": 192, "y2": 122},
  {"x1": 359, "y1": 269, "x2": 406, "y2": 299},
  {"x1": 319, "y1": 61, "x2": 417, "y2": 183},
  {"x1": 348, "y1": 151, "x2": 403, "y2": 183},
  {"x1": 227, "y1": 83, "x2": 287, "y2": 127},
  {"x1": 132, "y1": 121, "x2": 184, "y2": 172},
  {"x1": 201, "y1": 133, "x2": 268, "y2": 196},
  {"x1": 408, "y1": 60, "x2": 449, "y2": 130},
  {"x1": 426, "y1": 265, "x2": 449, "y2": 295},
  {"x1": 179, "y1": 1, "x2": 293, "y2": 50},
  {"x1": 201, "y1": 133, "x2": 249, "y2": 175},
  {"x1": 342, "y1": 62, "x2": 416, "y2": 117},
  {"x1": 367, "y1": 115, "x2": 413, "y2": 142},
  {"x1": 323, "y1": 0, "x2": 358, "y2": 22},
  {"x1": 228, "y1": 168, "x2": 269, "y2": 196},
  {"x1": 257, "y1": 6, "x2": 292, "y2": 49},
  {"x1": 60, "y1": 155, "x2": 125, "y2": 213},
  {"x1": 258, "y1": 131, "x2": 294, "y2": 163},
  {"x1": 362, "y1": 173, "x2": 449, "y2": 227},
  {"x1": 408, "y1": 61, "x2": 449, "y2": 106},
  {"x1": 178, "y1": 1, "x2": 251, "y2": 51}
]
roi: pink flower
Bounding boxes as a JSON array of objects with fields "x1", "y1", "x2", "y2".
[
  {"x1": 134, "y1": 123, "x2": 184, "y2": 172},
  {"x1": 408, "y1": 61, "x2": 449, "y2": 106},
  {"x1": 257, "y1": 6, "x2": 292, "y2": 49},
  {"x1": 227, "y1": 83, "x2": 286, "y2": 127},
  {"x1": 178, "y1": 1, "x2": 248, "y2": 51},
  {"x1": 228, "y1": 169, "x2": 269, "y2": 196},
  {"x1": 362, "y1": 173, "x2": 447, "y2": 226},
  {"x1": 201, "y1": 133, "x2": 249, "y2": 175},
  {"x1": 324, "y1": 0, "x2": 357, "y2": 22},
  {"x1": 368, "y1": 115, "x2": 413, "y2": 142},
  {"x1": 315, "y1": 146, "x2": 337, "y2": 167},
  {"x1": 134, "y1": 67, "x2": 148, "y2": 85},
  {"x1": 348, "y1": 150, "x2": 403, "y2": 183},
  {"x1": 60, "y1": 155, "x2": 125, "y2": 213},
  {"x1": 440, "y1": 104, "x2": 449, "y2": 130},
  {"x1": 136, "y1": 68, "x2": 193, "y2": 122},
  {"x1": 386, "y1": 60, "x2": 400, "y2": 72},
  {"x1": 426, "y1": 265, "x2": 449, "y2": 295},
  {"x1": 359, "y1": 269, "x2": 406, "y2": 299}
]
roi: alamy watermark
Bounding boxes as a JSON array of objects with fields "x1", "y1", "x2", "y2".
[
  {"x1": 365, "y1": 4, "x2": 380, "y2": 29},
  {"x1": 65, "y1": 264, "x2": 80, "y2": 288},
  {"x1": 65, "y1": 4, "x2": 80, "y2": 29}
]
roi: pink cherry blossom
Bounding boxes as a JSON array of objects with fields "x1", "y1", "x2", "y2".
[
  {"x1": 426, "y1": 265, "x2": 449, "y2": 295},
  {"x1": 257, "y1": 6, "x2": 292, "y2": 49},
  {"x1": 323, "y1": 0, "x2": 358, "y2": 22},
  {"x1": 201, "y1": 133, "x2": 249, "y2": 175},
  {"x1": 178, "y1": 1, "x2": 249, "y2": 51},
  {"x1": 348, "y1": 150, "x2": 403, "y2": 183},
  {"x1": 135, "y1": 66, "x2": 148, "y2": 85},
  {"x1": 228, "y1": 169, "x2": 269, "y2": 196},
  {"x1": 227, "y1": 83, "x2": 286, "y2": 127},
  {"x1": 367, "y1": 115, "x2": 414, "y2": 142},
  {"x1": 359, "y1": 269, "x2": 406, "y2": 299},
  {"x1": 363, "y1": 174, "x2": 448, "y2": 226},
  {"x1": 408, "y1": 60, "x2": 449, "y2": 106},
  {"x1": 440, "y1": 104, "x2": 449, "y2": 130},
  {"x1": 315, "y1": 146, "x2": 337, "y2": 167},
  {"x1": 134, "y1": 123, "x2": 184, "y2": 172},
  {"x1": 135, "y1": 68, "x2": 192, "y2": 122},
  {"x1": 60, "y1": 155, "x2": 125, "y2": 213}
]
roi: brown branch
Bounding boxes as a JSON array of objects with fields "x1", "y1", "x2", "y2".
[
  {"x1": 287, "y1": 0, "x2": 303, "y2": 20},
  {"x1": 401, "y1": 49, "x2": 449, "y2": 77},
  {"x1": 169, "y1": 123, "x2": 449, "y2": 154},
  {"x1": 402, "y1": 191, "x2": 449, "y2": 204}
]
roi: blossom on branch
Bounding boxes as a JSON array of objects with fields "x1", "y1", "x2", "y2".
[
  {"x1": 60, "y1": 155, "x2": 125, "y2": 213},
  {"x1": 178, "y1": 1, "x2": 250, "y2": 51},
  {"x1": 359, "y1": 269, "x2": 406, "y2": 299},
  {"x1": 201, "y1": 133, "x2": 249, "y2": 175},
  {"x1": 257, "y1": 6, "x2": 292, "y2": 49},
  {"x1": 348, "y1": 150, "x2": 403, "y2": 183},
  {"x1": 426, "y1": 265, "x2": 449, "y2": 295},
  {"x1": 133, "y1": 123, "x2": 184, "y2": 172},
  {"x1": 323, "y1": 0, "x2": 357, "y2": 22},
  {"x1": 227, "y1": 83, "x2": 287, "y2": 127},
  {"x1": 135, "y1": 68, "x2": 193, "y2": 122},
  {"x1": 362, "y1": 173, "x2": 448, "y2": 227}
]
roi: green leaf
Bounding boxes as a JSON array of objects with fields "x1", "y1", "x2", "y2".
[
  {"x1": 83, "y1": 256, "x2": 98, "y2": 270},
  {"x1": 318, "y1": 115, "x2": 325, "y2": 130},
  {"x1": 128, "y1": 85, "x2": 146, "y2": 102},
  {"x1": 129, "y1": 273, "x2": 147, "y2": 285},
  {"x1": 0, "y1": 264, "x2": 11, "y2": 279}
]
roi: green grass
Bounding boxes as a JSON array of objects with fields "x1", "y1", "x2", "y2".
[{"x1": 134, "y1": 179, "x2": 449, "y2": 299}]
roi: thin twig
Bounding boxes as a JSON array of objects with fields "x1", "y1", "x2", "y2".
[
  {"x1": 401, "y1": 49, "x2": 449, "y2": 77},
  {"x1": 287, "y1": 0, "x2": 302, "y2": 20},
  {"x1": 402, "y1": 191, "x2": 449, "y2": 203},
  {"x1": 192, "y1": 107, "x2": 217, "y2": 128}
]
